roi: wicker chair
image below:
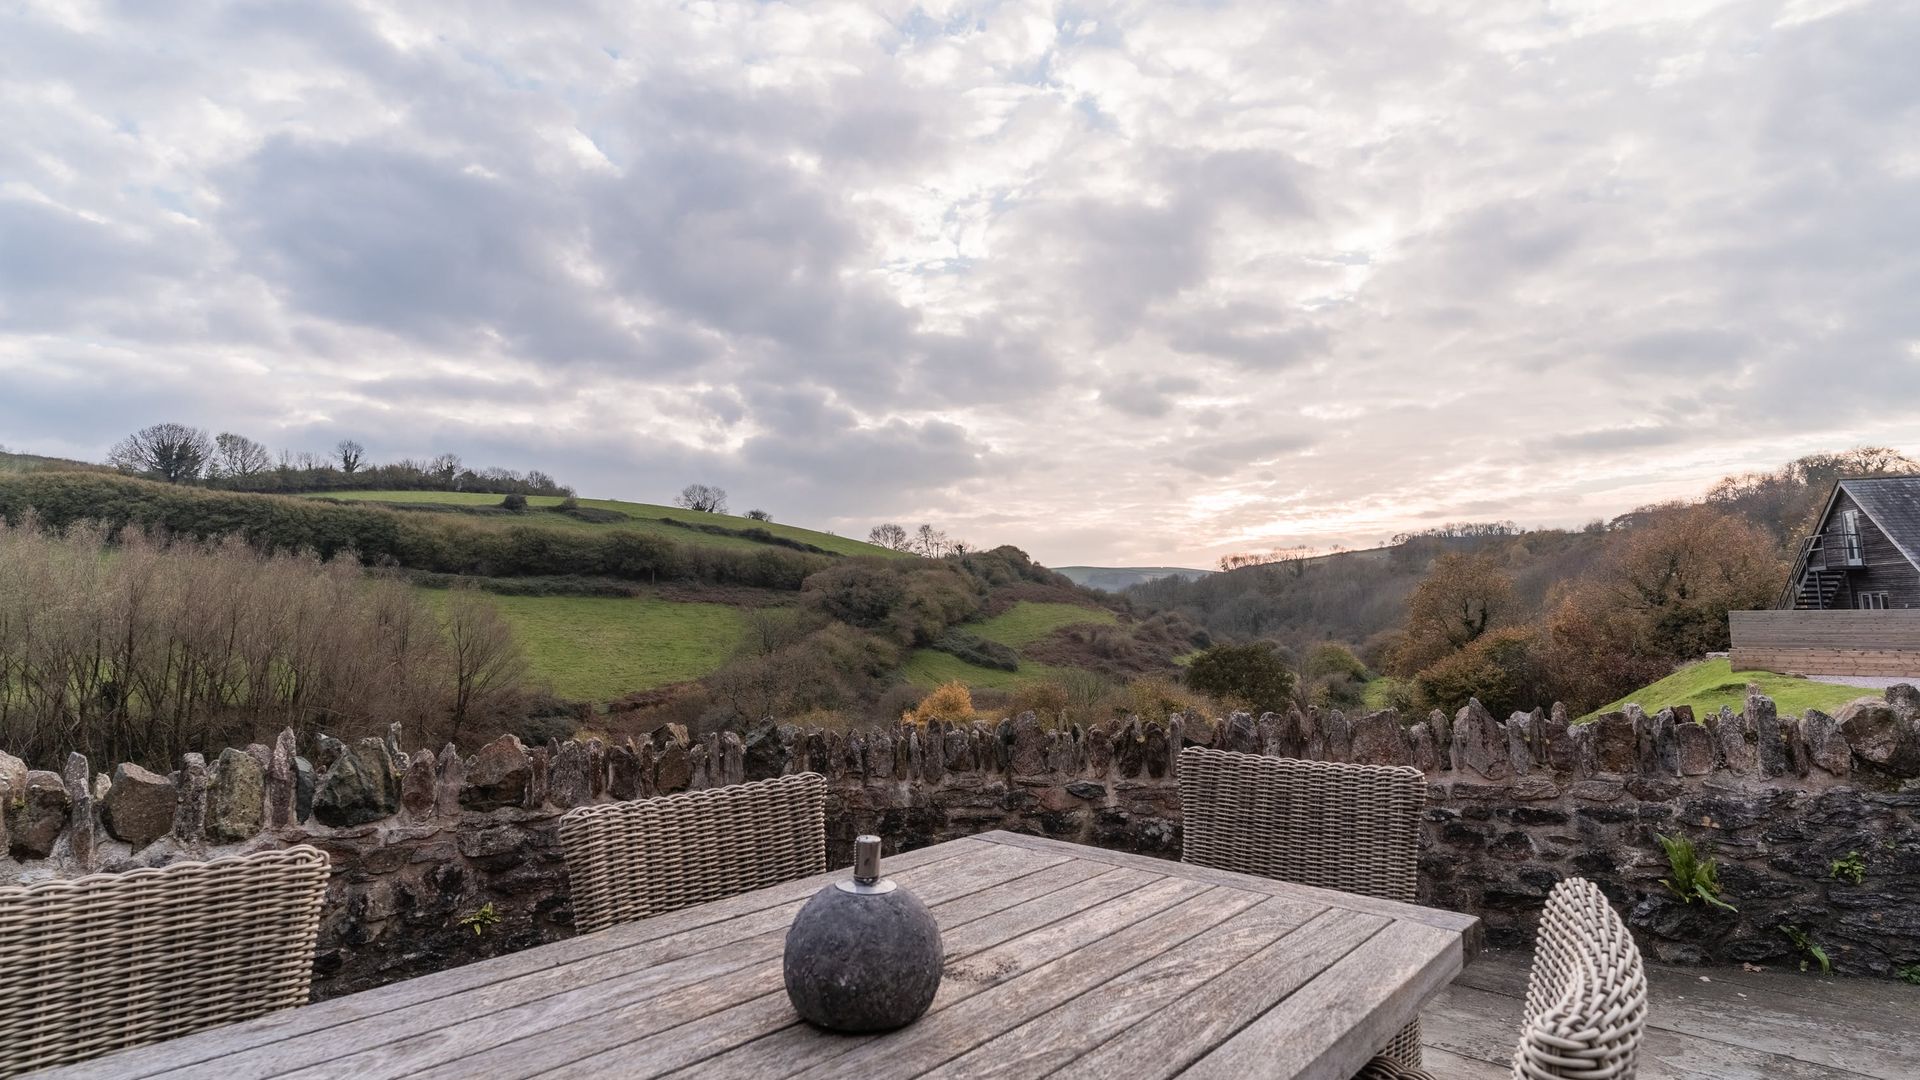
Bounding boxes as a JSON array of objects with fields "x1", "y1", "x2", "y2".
[
  {"x1": 1354, "y1": 876, "x2": 1648, "y2": 1080},
  {"x1": 559, "y1": 772, "x2": 827, "y2": 933},
  {"x1": 0, "y1": 845, "x2": 330, "y2": 1075},
  {"x1": 1178, "y1": 746, "x2": 1428, "y2": 1070}
]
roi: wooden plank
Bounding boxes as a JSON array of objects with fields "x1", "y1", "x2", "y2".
[
  {"x1": 49, "y1": 836, "x2": 1004, "y2": 1080},
  {"x1": 1051, "y1": 907, "x2": 1388, "y2": 1080},
  {"x1": 211, "y1": 842, "x2": 1063, "y2": 1080},
  {"x1": 779, "y1": 884, "x2": 1271, "y2": 1079},
  {"x1": 400, "y1": 858, "x2": 1125, "y2": 1080},
  {"x1": 1179, "y1": 918, "x2": 1464, "y2": 1080},
  {"x1": 917, "y1": 894, "x2": 1319, "y2": 1079},
  {"x1": 1451, "y1": 952, "x2": 1919, "y2": 1080},
  {"x1": 579, "y1": 871, "x2": 1212, "y2": 1080},
  {"x1": 974, "y1": 830, "x2": 1482, "y2": 955},
  {"x1": 1426, "y1": 981, "x2": 1881, "y2": 1080}
]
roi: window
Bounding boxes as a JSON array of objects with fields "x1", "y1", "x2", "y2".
[
  {"x1": 1837, "y1": 509, "x2": 1865, "y2": 564},
  {"x1": 1857, "y1": 591, "x2": 1890, "y2": 610}
]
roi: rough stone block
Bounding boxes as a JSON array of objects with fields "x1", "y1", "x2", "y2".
[
  {"x1": 402, "y1": 750, "x2": 437, "y2": 816},
  {"x1": 463, "y1": 734, "x2": 533, "y2": 811},
  {"x1": 102, "y1": 762, "x2": 176, "y2": 850},
  {"x1": 1800, "y1": 709, "x2": 1851, "y2": 776},
  {"x1": 11, "y1": 770, "x2": 71, "y2": 859},
  {"x1": 1451, "y1": 700, "x2": 1509, "y2": 780},
  {"x1": 1674, "y1": 722, "x2": 1715, "y2": 776},
  {"x1": 1350, "y1": 711, "x2": 1410, "y2": 766},
  {"x1": 1838, "y1": 699, "x2": 1919, "y2": 776}
]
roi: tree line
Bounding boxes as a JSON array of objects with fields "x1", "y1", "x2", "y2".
[
  {"x1": 106, "y1": 422, "x2": 571, "y2": 497},
  {"x1": 0, "y1": 517, "x2": 529, "y2": 770}
]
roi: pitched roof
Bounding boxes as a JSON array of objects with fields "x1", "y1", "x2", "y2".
[{"x1": 1838, "y1": 476, "x2": 1920, "y2": 572}]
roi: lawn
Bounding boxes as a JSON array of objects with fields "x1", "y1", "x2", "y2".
[
  {"x1": 1583, "y1": 658, "x2": 1883, "y2": 721},
  {"x1": 422, "y1": 590, "x2": 748, "y2": 702},
  {"x1": 969, "y1": 601, "x2": 1118, "y2": 648},
  {"x1": 899, "y1": 649, "x2": 1077, "y2": 690},
  {"x1": 318, "y1": 491, "x2": 901, "y2": 558}
]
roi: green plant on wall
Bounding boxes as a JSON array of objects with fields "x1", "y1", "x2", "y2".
[
  {"x1": 1829, "y1": 851, "x2": 1866, "y2": 886},
  {"x1": 458, "y1": 902, "x2": 502, "y2": 937},
  {"x1": 1780, "y1": 925, "x2": 1832, "y2": 975},
  {"x1": 1657, "y1": 833, "x2": 1736, "y2": 912},
  {"x1": 1898, "y1": 965, "x2": 1920, "y2": 986}
]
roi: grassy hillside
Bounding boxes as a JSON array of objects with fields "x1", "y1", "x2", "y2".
[
  {"x1": 1055, "y1": 566, "x2": 1211, "y2": 592},
  {"x1": 972, "y1": 601, "x2": 1118, "y2": 647},
  {"x1": 0, "y1": 450, "x2": 111, "y2": 475},
  {"x1": 317, "y1": 490, "x2": 899, "y2": 558},
  {"x1": 900, "y1": 649, "x2": 1076, "y2": 690},
  {"x1": 422, "y1": 590, "x2": 749, "y2": 701},
  {"x1": 1584, "y1": 659, "x2": 1881, "y2": 721},
  {"x1": 900, "y1": 601, "x2": 1119, "y2": 690}
]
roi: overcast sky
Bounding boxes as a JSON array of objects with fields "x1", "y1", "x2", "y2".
[{"x1": 3, "y1": 1, "x2": 1917, "y2": 568}]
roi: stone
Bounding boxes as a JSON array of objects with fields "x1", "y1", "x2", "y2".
[
  {"x1": 1320, "y1": 710, "x2": 1351, "y2": 762},
  {"x1": 208, "y1": 747, "x2": 266, "y2": 842},
  {"x1": 721, "y1": 730, "x2": 748, "y2": 785},
  {"x1": 1064, "y1": 780, "x2": 1107, "y2": 800},
  {"x1": 1350, "y1": 712, "x2": 1410, "y2": 766},
  {"x1": 1838, "y1": 699, "x2": 1919, "y2": 776},
  {"x1": 1747, "y1": 688, "x2": 1787, "y2": 777},
  {"x1": 744, "y1": 719, "x2": 788, "y2": 781},
  {"x1": 1408, "y1": 723, "x2": 1442, "y2": 774},
  {"x1": 63, "y1": 753, "x2": 95, "y2": 868},
  {"x1": 435, "y1": 744, "x2": 466, "y2": 816},
  {"x1": 1888, "y1": 683, "x2": 1919, "y2": 717},
  {"x1": 10, "y1": 770, "x2": 71, "y2": 859},
  {"x1": 607, "y1": 743, "x2": 641, "y2": 800},
  {"x1": 1589, "y1": 712, "x2": 1637, "y2": 774},
  {"x1": 313, "y1": 737, "x2": 400, "y2": 827},
  {"x1": 655, "y1": 723, "x2": 690, "y2": 749},
  {"x1": 0, "y1": 750, "x2": 27, "y2": 811},
  {"x1": 1647, "y1": 709, "x2": 1679, "y2": 775},
  {"x1": 548, "y1": 741, "x2": 593, "y2": 807},
  {"x1": 1451, "y1": 700, "x2": 1509, "y2": 780},
  {"x1": 175, "y1": 753, "x2": 210, "y2": 841},
  {"x1": 267, "y1": 729, "x2": 298, "y2": 828},
  {"x1": 1674, "y1": 722, "x2": 1715, "y2": 776},
  {"x1": 102, "y1": 763, "x2": 177, "y2": 850},
  {"x1": 463, "y1": 735, "x2": 533, "y2": 810},
  {"x1": 402, "y1": 750, "x2": 437, "y2": 816},
  {"x1": 1801, "y1": 709, "x2": 1851, "y2": 776},
  {"x1": 1505, "y1": 713, "x2": 1532, "y2": 776},
  {"x1": 1716, "y1": 706, "x2": 1757, "y2": 773},
  {"x1": 293, "y1": 755, "x2": 316, "y2": 823},
  {"x1": 783, "y1": 846, "x2": 942, "y2": 1033}
]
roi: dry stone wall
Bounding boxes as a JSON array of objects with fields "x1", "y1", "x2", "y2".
[{"x1": 4, "y1": 684, "x2": 1919, "y2": 998}]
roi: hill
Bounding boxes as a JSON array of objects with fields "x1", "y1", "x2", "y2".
[
  {"x1": 1054, "y1": 566, "x2": 1212, "y2": 591},
  {"x1": 0, "y1": 449, "x2": 113, "y2": 475},
  {"x1": 314, "y1": 490, "x2": 900, "y2": 559}
]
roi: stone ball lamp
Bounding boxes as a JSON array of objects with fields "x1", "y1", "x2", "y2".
[{"x1": 783, "y1": 835, "x2": 944, "y2": 1032}]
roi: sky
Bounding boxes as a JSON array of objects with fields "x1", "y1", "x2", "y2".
[{"x1": 2, "y1": 0, "x2": 1918, "y2": 569}]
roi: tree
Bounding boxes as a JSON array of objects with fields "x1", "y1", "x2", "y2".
[
  {"x1": 745, "y1": 509, "x2": 772, "y2": 522},
  {"x1": 1390, "y1": 553, "x2": 1516, "y2": 675},
  {"x1": 336, "y1": 439, "x2": 365, "y2": 475},
  {"x1": 912, "y1": 523, "x2": 959, "y2": 558},
  {"x1": 211, "y1": 432, "x2": 271, "y2": 479},
  {"x1": 500, "y1": 493, "x2": 528, "y2": 513},
  {"x1": 868, "y1": 523, "x2": 909, "y2": 550},
  {"x1": 429, "y1": 454, "x2": 462, "y2": 487},
  {"x1": 443, "y1": 590, "x2": 529, "y2": 732},
  {"x1": 675, "y1": 483, "x2": 728, "y2": 513},
  {"x1": 1184, "y1": 641, "x2": 1297, "y2": 714},
  {"x1": 108, "y1": 423, "x2": 213, "y2": 484}
]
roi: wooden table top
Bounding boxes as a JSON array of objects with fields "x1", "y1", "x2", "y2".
[{"x1": 48, "y1": 831, "x2": 1479, "y2": 1080}]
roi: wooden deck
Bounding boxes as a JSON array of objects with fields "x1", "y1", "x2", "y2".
[{"x1": 1422, "y1": 948, "x2": 1920, "y2": 1079}]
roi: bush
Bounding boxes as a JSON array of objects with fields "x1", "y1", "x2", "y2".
[
  {"x1": 904, "y1": 681, "x2": 976, "y2": 725},
  {"x1": 500, "y1": 493, "x2": 528, "y2": 513},
  {"x1": 929, "y1": 629, "x2": 1019, "y2": 671},
  {"x1": 1413, "y1": 625, "x2": 1542, "y2": 716},
  {"x1": 1184, "y1": 642, "x2": 1296, "y2": 714}
]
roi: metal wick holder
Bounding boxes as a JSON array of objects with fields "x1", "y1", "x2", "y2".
[{"x1": 837, "y1": 836, "x2": 897, "y2": 894}]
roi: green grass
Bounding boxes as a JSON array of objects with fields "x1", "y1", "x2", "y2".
[
  {"x1": 969, "y1": 602, "x2": 1118, "y2": 647},
  {"x1": 1584, "y1": 659, "x2": 1883, "y2": 721},
  {"x1": 423, "y1": 591, "x2": 749, "y2": 702},
  {"x1": 899, "y1": 649, "x2": 1077, "y2": 690},
  {"x1": 315, "y1": 491, "x2": 903, "y2": 558}
]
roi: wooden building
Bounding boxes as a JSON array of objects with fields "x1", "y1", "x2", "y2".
[{"x1": 1779, "y1": 476, "x2": 1920, "y2": 610}]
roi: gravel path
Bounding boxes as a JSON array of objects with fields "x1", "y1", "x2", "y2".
[{"x1": 1805, "y1": 674, "x2": 1913, "y2": 689}]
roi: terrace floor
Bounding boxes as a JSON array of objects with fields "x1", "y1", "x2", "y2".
[{"x1": 1422, "y1": 949, "x2": 1918, "y2": 1079}]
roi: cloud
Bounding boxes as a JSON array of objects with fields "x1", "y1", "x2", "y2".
[{"x1": 2, "y1": 0, "x2": 1918, "y2": 566}]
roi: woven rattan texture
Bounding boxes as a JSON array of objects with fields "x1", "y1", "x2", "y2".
[
  {"x1": 1513, "y1": 877, "x2": 1647, "y2": 1079},
  {"x1": 0, "y1": 845, "x2": 330, "y2": 1076},
  {"x1": 1177, "y1": 747, "x2": 1428, "y2": 1071},
  {"x1": 559, "y1": 772, "x2": 827, "y2": 934}
]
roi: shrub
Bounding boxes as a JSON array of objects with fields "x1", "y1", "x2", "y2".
[
  {"x1": 1413, "y1": 625, "x2": 1542, "y2": 716},
  {"x1": 746, "y1": 509, "x2": 772, "y2": 522},
  {"x1": 1658, "y1": 833, "x2": 1736, "y2": 911},
  {"x1": 930, "y1": 629, "x2": 1019, "y2": 671},
  {"x1": 1184, "y1": 642, "x2": 1295, "y2": 714},
  {"x1": 904, "y1": 681, "x2": 976, "y2": 726},
  {"x1": 500, "y1": 493, "x2": 528, "y2": 513},
  {"x1": 1115, "y1": 676, "x2": 1219, "y2": 724},
  {"x1": 1829, "y1": 851, "x2": 1866, "y2": 885}
]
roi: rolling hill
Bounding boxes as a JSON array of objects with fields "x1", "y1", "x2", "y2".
[{"x1": 1054, "y1": 566, "x2": 1212, "y2": 591}]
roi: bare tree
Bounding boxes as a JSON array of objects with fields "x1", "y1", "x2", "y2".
[
  {"x1": 443, "y1": 589, "x2": 529, "y2": 734},
  {"x1": 675, "y1": 483, "x2": 728, "y2": 513},
  {"x1": 913, "y1": 524, "x2": 952, "y2": 558},
  {"x1": 868, "y1": 523, "x2": 909, "y2": 550},
  {"x1": 336, "y1": 439, "x2": 365, "y2": 475},
  {"x1": 212, "y1": 433, "x2": 272, "y2": 479},
  {"x1": 108, "y1": 423, "x2": 213, "y2": 484},
  {"x1": 745, "y1": 509, "x2": 772, "y2": 522},
  {"x1": 429, "y1": 454, "x2": 462, "y2": 487}
]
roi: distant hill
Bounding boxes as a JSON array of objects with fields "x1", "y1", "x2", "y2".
[
  {"x1": 1055, "y1": 566, "x2": 1213, "y2": 592},
  {"x1": 0, "y1": 449, "x2": 112, "y2": 475}
]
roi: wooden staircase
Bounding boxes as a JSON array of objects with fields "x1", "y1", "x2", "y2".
[{"x1": 1793, "y1": 568, "x2": 1845, "y2": 609}]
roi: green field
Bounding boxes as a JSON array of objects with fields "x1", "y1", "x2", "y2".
[
  {"x1": 1584, "y1": 659, "x2": 1882, "y2": 721},
  {"x1": 317, "y1": 491, "x2": 902, "y2": 558},
  {"x1": 970, "y1": 601, "x2": 1118, "y2": 647},
  {"x1": 900, "y1": 649, "x2": 1076, "y2": 690},
  {"x1": 424, "y1": 591, "x2": 749, "y2": 701}
]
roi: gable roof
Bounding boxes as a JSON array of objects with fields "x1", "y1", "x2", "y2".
[{"x1": 1833, "y1": 476, "x2": 1920, "y2": 573}]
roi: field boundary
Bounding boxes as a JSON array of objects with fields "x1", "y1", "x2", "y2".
[{"x1": 1729, "y1": 609, "x2": 1920, "y2": 677}]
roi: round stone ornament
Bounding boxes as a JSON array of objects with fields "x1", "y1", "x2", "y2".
[{"x1": 783, "y1": 835, "x2": 944, "y2": 1032}]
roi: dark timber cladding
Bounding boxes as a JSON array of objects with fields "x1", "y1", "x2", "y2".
[
  {"x1": 1780, "y1": 476, "x2": 1920, "y2": 611},
  {"x1": 1729, "y1": 609, "x2": 1920, "y2": 677}
]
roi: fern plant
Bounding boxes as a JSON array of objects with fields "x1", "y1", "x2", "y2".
[
  {"x1": 1898, "y1": 965, "x2": 1920, "y2": 986},
  {"x1": 1780, "y1": 925, "x2": 1832, "y2": 974},
  {"x1": 1829, "y1": 851, "x2": 1866, "y2": 886},
  {"x1": 1657, "y1": 833, "x2": 1736, "y2": 912},
  {"x1": 458, "y1": 902, "x2": 502, "y2": 937}
]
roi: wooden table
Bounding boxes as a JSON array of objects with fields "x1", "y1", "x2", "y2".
[{"x1": 48, "y1": 831, "x2": 1479, "y2": 1080}]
